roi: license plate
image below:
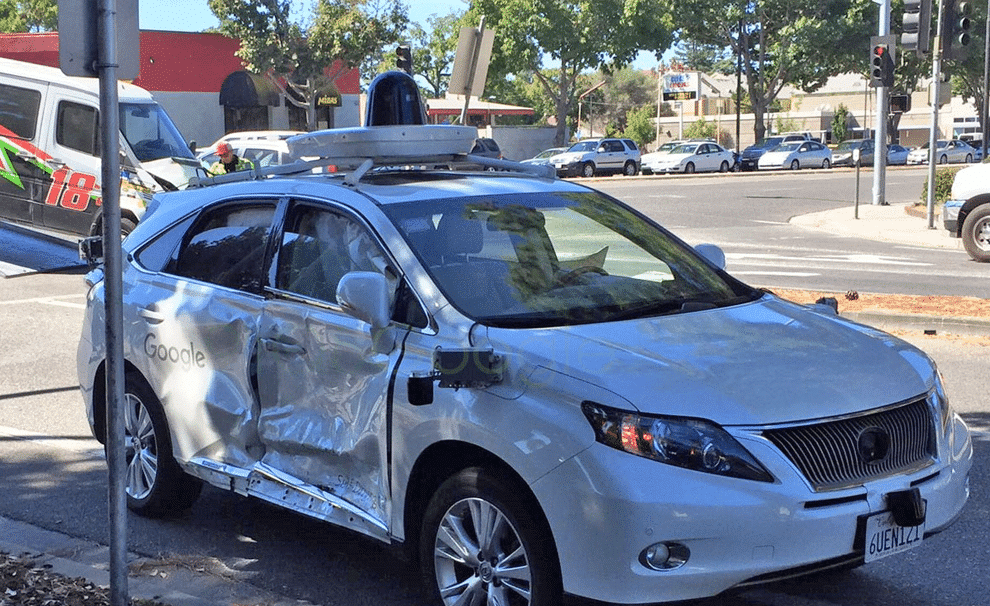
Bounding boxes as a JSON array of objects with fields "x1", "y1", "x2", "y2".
[{"x1": 863, "y1": 510, "x2": 925, "y2": 563}]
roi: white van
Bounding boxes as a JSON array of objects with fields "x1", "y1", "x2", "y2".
[{"x1": 0, "y1": 57, "x2": 204, "y2": 237}]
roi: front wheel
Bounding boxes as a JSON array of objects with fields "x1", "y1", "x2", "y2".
[
  {"x1": 822, "y1": 158, "x2": 831, "y2": 169},
  {"x1": 962, "y1": 204, "x2": 990, "y2": 262},
  {"x1": 581, "y1": 162, "x2": 595, "y2": 178},
  {"x1": 790, "y1": 159, "x2": 800, "y2": 170},
  {"x1": 684, "y1": 162, "x2": 695, "y2": 174},
  {"x1": 117, "y1": 372, "x2": 202, "y2": 517},
  {"x1": 420, "y1": 467, "x2": 562, "y2": 606},
  {"x1": 939, "y1": 154, "x2": 948, "y2": 164}
]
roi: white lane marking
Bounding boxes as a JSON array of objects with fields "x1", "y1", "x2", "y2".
[
  {"x1": 726, "y1": 252, "x2": 931, "y2": 267},
  {"x1": 0, "y1": 294, "x2": 87, "y2": 309},
  {"x1": 0, "y1": 425, "x2": 104, "y2": 459},
  {"x1": 732, "y1": 271, "x2": 820, "y2": 277}
]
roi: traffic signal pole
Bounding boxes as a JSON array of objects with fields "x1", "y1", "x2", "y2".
[
  {"x1": 926, "y1": 0, "x2": 948, "y2": 228},
  {"x1": 873, "y1": 0, "x2": 892, "y2": 206}
]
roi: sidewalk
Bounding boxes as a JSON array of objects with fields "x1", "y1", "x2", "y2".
[{"x1": 790, "y1": 200, "x2": 962, "y2": 250}]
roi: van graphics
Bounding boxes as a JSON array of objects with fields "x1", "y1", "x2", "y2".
[{"x1": 0, "y1": 127, "x2": 102, "y2": 213}]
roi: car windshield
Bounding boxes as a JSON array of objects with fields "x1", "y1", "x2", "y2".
[
  {"x1": 537, "y1": 148, "x2": 563, "y2": 159},
  {"x1": 753, "y1": 138, "x2": 783, "y2": 149},
  {"x1": 383, "y1": 191, "x2": 758, "y2": 328},
  {"x1": 776, "y1": 142, "x2": 802, "y2": 152},
  {"x1": 567, "y1": 140, "x2": 599, "y2": 152},
  {"x1": 657, "y1": 142, "x2": 679, "y2": 153},
  {"x1": 119, "y1": 102, "x2": 195, "y2": 162},
  {"x1": 671, "y1": 144, "x2": 698, "y2": 154},
  {"x1": 834, "y1": 140, "x2": 862, "y2": 151}
]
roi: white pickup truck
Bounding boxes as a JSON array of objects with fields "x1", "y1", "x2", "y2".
[{"x1": 943, "y1": 162, "x2": 990, "y2": 261}]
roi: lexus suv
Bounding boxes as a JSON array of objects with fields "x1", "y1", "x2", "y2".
[{"x1": 77, "y1": 71, "x2": 971, "y2": 606}]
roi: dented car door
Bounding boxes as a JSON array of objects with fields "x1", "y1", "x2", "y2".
[{"x1": 255, "y1": 201, "x2": 403, "y2": 528}]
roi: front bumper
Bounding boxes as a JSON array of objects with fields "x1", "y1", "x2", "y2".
[
  {"x1": 531, "y1": 417, "x2": 972, "y2": 604},
  {"x1": 739, "y1": 157, "x2": 761, "y2": 171},
  {"x1": 943, "y1": 199, "x2": 964, "y2": 234}
]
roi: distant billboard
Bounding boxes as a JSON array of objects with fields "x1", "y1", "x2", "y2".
[{"x1": 663, "y1": 72, "x2": 699, "y2": 102}]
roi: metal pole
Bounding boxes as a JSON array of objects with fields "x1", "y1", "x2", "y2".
[
  {"x1": 96, "y1": 0, "x2": 128, "y2": 604},
  {"x1": 655, "y1": 64, "x2": 662, "y2": 147},
  {"x1": 983, "y1": 0, "x2": 989, "y2": 160},
  {"x1": 736, "y1": 19, "x2": 742, "y2": 152},
  {"x1": 459, "y1": 16, "x2": 485, "y2": 126},
  {"x1": 927, "y1": 0, "x2": 948, "y2": 228},
  {"x1": 873, "y1": 0, "x2": 892, "y2": 205}
]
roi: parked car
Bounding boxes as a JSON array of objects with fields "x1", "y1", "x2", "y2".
[
  {"x1": 640, "y1": 140, "x2": 687, "y2": 175},
  {"x1": 831, "y1": 138, "x2": 876, "y2": 167},
  {"x1": 471, "y1": 137, "x2": 503, "y2": 160},
  {"x1": 197, "y1": 132, "x2": 305, "y2": 169},
  {"x1": 649, "y1": 141, "x2": 736, "y2": 174},
  {"x1": 943, "y1": 161, "x2": 990, "y2": 261},
  {"x1": 550, "y1": 137, "x2": 641, "y2": 177},
  {"x1": 76, "y1": 73, "x2": 972, "y2": 606},
  {"x1": 520, "y1": 146, "x2": 567, "y2": 166},
  {"x1": 758, "y1": 140, "x2": 832, "y2": 170},
  {"x1": 907, "y1": 139, "x2": 976, "y2": 165},
  {"x1": 887, "y1": 144, "x2": 910, "y2": 166},
  {"x1": 738, "y1": 134, "x2": 811, "y2": 171}
]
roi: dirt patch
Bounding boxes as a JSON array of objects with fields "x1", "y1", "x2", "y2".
[{"x1": 763, "y1": 288, "x2": 990, "y2": 319}]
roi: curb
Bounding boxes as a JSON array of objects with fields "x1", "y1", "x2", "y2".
[
  {"x1": 842, "y1": 311, "x2": 990, "y2": 337},
  {"x1": 0, "y1": 516, "x2": 311, "y2": 606}
]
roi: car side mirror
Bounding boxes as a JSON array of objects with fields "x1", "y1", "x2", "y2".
[
  {"x1": 694, "y1": 243, "x2": 726, "y2": 270},
  {"x1": 336, "y1": 271, "x2": 396, "y2": 353}
]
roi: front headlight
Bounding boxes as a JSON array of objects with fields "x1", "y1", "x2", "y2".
[
  {"x1": 581, "y1": 402, "x2": 774, "y2": 482},
  {"x1": 930, "y1": 371, "x2": 953, "y2": 439}
]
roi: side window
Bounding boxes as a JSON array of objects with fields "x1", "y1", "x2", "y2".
[
  {"x1": 0, "y1": 84, "x2": 42, "y2": 140},
  {"x1": 56, "y1": 101, "x2": 99, "y2": 156},
  {"x1": 168, "y1": 203, "x2": 276, "y2": 293}
]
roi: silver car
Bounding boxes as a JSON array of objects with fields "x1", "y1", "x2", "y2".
[
  {"x1": 907, "y1": 139, "x2": 977, "y2": 164},
  {"x1": 78, "y1": 121, "x2": 971, "y2": 605}
]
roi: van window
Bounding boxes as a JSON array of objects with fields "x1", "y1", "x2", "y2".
[
  {"x1": 57, "y1": 101, "x2": 100, "y2": 156},
  {"x1": 0, "y1": 84, "x2": 42, "y2": 139}
]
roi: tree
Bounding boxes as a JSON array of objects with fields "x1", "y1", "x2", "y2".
[
  {"x1": 408, "y1": 11, "x2": 463, "y2": 99},
  {"x1": 209, "y1": 0, "x2": 408, "y2": 131},
  {"x1": 944, "y1": 1, "x2": 989, "y2": 137},
  {"x1": 623, "y1": 104, "x2": 657, "y2": 149},
  {"x1": 676, "y1": 0, "x2": 877, "y2": 142},
  {"x1": 1, "y1": 0, "x2": 57, "y2": 33},
  {"x1": 831, "y1": 104, "x2": 850, "y2": 143},
  {"x1": 467, "y1": 0, "x2": 676, "y2": 146}
]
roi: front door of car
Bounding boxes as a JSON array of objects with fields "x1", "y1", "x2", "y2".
[{"x1": 257, "y1": 201, "x2": 404, "y2": 527}]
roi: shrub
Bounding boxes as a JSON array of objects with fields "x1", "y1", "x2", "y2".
[{"x1": 918, "y1": 166, "x2": 962, "y2": 206}]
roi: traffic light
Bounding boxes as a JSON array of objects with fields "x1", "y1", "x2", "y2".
[
  {"x1": 890, "y1": 93, "x2": 911, "y2": 113},
  {"x1": 901, "y1": 0, "x2": 932, "y2": 55},
  {"x1": 870, "y1": 43, "x2": 895, "y2": 87},
  {"x1": 941, "y1": 0, "x2": 972, "y2": 60},
  {"x1": 396, "y1": 44, "x2": 412, "y2": 74}
]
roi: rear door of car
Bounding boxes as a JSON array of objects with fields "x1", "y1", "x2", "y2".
[{"x1": 598, "y1": 139, "x2": 623, "y2": 171}]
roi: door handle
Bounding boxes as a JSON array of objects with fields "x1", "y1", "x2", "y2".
[
  {"x1": 261, "y1": 337, "x2": 306, "y2": 356},
  {"x1": 138, "y1": 306, "x2": 164, "y2": 324}
]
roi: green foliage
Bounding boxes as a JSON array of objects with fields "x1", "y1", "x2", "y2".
[
  {"x1": 1, "y1": 0, "x2": 57, "y2": 32},
  {"x1": 831, "y1": 104, "x2": 850, "y2": 143},
  {"x1": 623, "y1": 104, "x2": 657, "y2": 147},
  {"x1": 684, "y1": 117, "x2": 717, "y2": 140},
  {"x1": 406, "y1": 12, "x2": 464, "y2": 99},
  {"x1": 775, "y1": 115, "x2": 800, "y2": 134},
  {"x1": 467, "y1": 0, "x2": 676, "y2": 145},
  {"x1": 209, "y1": 0, "x2": 408, "y2": 130},
  {"x1": 921, "y1": 167, "x2": 963, "y2": 207}
]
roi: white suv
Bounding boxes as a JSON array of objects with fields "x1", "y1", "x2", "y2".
[
  {"x1": 77, "y1": 73, "x2": 971, "y2": 606},
  {"x1": 549, "y1": 137, "x2": 641, "y2": 177}
]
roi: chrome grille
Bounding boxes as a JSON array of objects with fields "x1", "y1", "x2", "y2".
[{"x1": 763, "y1": 398, "x2": 936, "y2": 491}]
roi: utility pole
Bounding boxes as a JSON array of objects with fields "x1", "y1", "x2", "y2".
[{"x1": 872, "y1": 0, "x2": 893, "y2": 206}]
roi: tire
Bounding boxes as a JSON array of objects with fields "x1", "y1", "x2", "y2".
[
  {"x1": 684, "y1": 162, "x2": 695, "y2": 174},
  {"x1": 939, "y1": 154, "x2": 948, "y2": 164},
  {"x1": 966, "y1": 154, "x2": 973, "y2": 163},
  {"x1": 822, "y1": 158, "x2": 831, "y2": 169},
  {"x1": 623, "y1": 161, "x2": 638, "y2": 176},
  {"x1": 116, "y1": 372, "x2": 202, "y2": 517},
  {"x1": 790, "y1": 159, "x2": 800, "y2": 170},
  {"x1": 419, "y1": 467, "x2": 562, "y2": 606},
  {"x1": 581, "y1": 162, "x2": 595, "y2": 178},
  {"x1": 121, "y1": 217, "x2": 137, "y2": 238},
  {"x1": 961, "y1": 204, "x2": 990, "y2": 262},
  {"x1": 719, "y1": 160, "x2": 729, "y2": 173}
]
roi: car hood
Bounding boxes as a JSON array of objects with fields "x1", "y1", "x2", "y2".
[
  {"x1": 552, "y1": 151, "x2": 590, "y2": 163},
  {"x1": 490, "y1": 295, "x2": 933, "y2": 426},
  {"x1": 657, "y1": 152, "x2": 693, "y2": 164},
  {"x1": 759, "y1": 150, "x2": 792, "y2": 162}
]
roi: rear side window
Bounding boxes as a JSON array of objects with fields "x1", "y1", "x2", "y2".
[
  {"x1": 56, "y1": 101, "x2": 99, "y2": 156},
  {"x1": 168, "y1": 203, "x2": 276, "y2": 293},
  {"x1": 0, "y1": 84, "x2": 42, "y2": 140}
]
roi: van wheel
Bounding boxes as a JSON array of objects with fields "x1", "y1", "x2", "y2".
[
  {"x1": 962, "y1": 205, "x2": 990, "y2": 262},
  {"x1": 581, "y1": 162, "x2": 595, "y2": 178},
  {"x1": 121, "y1": 217, "x2": 137, "y2": 238},
  {"x1": 115, "y1": 372, "x2": 202, "y2": 517},
  {"x1": 420, "y1": 467, "x2": 561, "y2": 606}
]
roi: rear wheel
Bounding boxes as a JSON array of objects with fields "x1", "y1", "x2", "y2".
[
  {"x1": 420, "y1": 467, "x2": 561, "y2": 606},
  {"x1": 719, "y1": 160, "x2": 729, "y2": 173},
  {"x1": 623, "y1": 161, "x2": 638, "y2": 176},
  {"x1": 116, "y1": 372, "x2": 202, "y2": 516},
  {"x1": 581, "y1": 162, "x2": 595, "y2": 178},
  {"x1": 962, "y1": 204, "x2": 990, "y2": 262}
]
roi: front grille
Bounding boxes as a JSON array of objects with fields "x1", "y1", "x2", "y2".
[{"x1": 763, "y1": 398, "x2": 936, "y2": 491}]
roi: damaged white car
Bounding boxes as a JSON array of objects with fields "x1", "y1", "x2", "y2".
[{"x1": 77, "y1": 73, "x2": 972, "y2": 606}]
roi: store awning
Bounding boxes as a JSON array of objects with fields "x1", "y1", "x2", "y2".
[{"x1": 219, "y1": 71, "x2": 280, "y2": 107}]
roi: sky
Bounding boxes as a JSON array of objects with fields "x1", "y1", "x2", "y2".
[{"x1": 137, "y1": 0, "x2": 658, "y2": 70}]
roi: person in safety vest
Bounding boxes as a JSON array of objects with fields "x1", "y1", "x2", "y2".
[{"x1": 208, "y1": 142, "x2": 254, "y2": 175}]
